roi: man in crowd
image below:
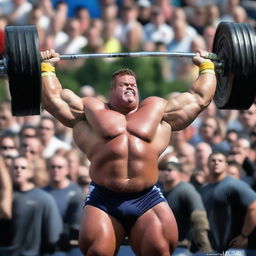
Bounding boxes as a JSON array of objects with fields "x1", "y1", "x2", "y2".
[
  {"x1": 200, "y1": 152, "x2": 256, "y2": 254},
  {"x1": 159, "y1": 160, "x2": 212, "y2": 255},
  {"x1": 0, "y1": 156, "x2": 63, "y2": 256}
]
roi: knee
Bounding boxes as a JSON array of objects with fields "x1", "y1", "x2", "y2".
[
  {"x1": 141, "y1": 242, "x2": 171, "y2": 256},
  {"x1": 82, "y1": 247, "x2": 113, "y2": 256},
  {"x1": 79, "y1": 239, "x2": 115, "y2": 256}
]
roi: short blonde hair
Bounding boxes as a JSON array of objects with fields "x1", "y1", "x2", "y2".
[{"x1": 111, "y1": 68, "x2": 136, "y2": 88}]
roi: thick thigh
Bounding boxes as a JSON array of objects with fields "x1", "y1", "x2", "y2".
[
  {"x1": 79, "y1": 205, "x2": 126, "y2": 256},
  {"x1": 129, "y1": 202, "x2": 178, "y2": 256}
]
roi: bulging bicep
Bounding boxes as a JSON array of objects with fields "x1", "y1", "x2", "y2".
[{"x1": 163, "y1": 92, "x2": 206, "y2": 131}]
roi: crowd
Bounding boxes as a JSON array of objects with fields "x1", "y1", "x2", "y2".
[{"x1": 0, "y1": 0, "x2": 256, "y2": 256}]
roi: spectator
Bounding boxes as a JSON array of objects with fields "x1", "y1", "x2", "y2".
[
  {"x1": 77, "y1": 165, "x2": 91, "y2": 194},
  {"x1": 249, "y1": 126, "x2": 256, "y2": 145},
  {"x1": 101, "y1": 2, "x2": 118, "y2": 22},
  {"x1": 238, "y1": 103, "x2": 256, "y2": 137},
  {"x1": 225, "y1": 129, "x2": 239, "y2": 147},
  {"x1": 42, "y1": 1, "x2": 68, "y2": 51},
  {"x1": 200, "y1": 152, "x2": 256, "y2": 254},
  {"x1": 206, "y1": 4, "x2": 221, "y2": 27},
  {"x1": 102, "y1": 19, "x2": 122, "y2": 54},
  {"x1": 54, "y1": 119, "x2": 73, "y2": 145},
  {"x1": 19, "y1": 136, "x2": 49, "y2": 188},
  {"x1": 115, "y1": 4, "x2": 143, "y2": 48},
  {"x1": 84, "y1": 25, "x2": 103, "y2": 53},
  {"x1": 227, "y1": 160, "x2": 243, "y2": 179},
  {"x1": 0, "y1": 156, "x2": 12, "y2": 219},
  {"x1": 19, "y1": 124, "x2": 37, "y2": 140},
  {"x1": 19, "y1": 136, "x2": 43, "y2": 160},
  {"x1": 38, "y1": 116, "x2": 71, "y2": 158},
  {"x1": 26, "y1": 4, "x2": 50, "y2": 46},
  {"x1": 159, "y1": 160, "x2": 212, "y2": 255},
  {"x1": 0, "y1": 101, "x2": 20, "y2": 136},
  {"x1": 57, "y1": 18, "x2": 88, "y2": 55},
  {"x1": 123, "y1": 19, "x2": 144, "y2": 51},
  {"x1": 176, "y1": 142, "x2": 196, "y2": 181},
  {"x1": 228, "y1": 137, "x2": 256, "y2": 186},
  {"x1": 167, "y1": 19, "x2": 196, "y2": 80},
  {"x1": 189, "y1": 5, "x2": 208, "y2": 35},
  {"x1": 155, "y1": 0, "x2": 174, "y2": 22},
  {"x1": 220, "y1": 0, "x2": 240, "y2": 22},
  {"x1": 1, "y1": 156, "x2": 63, "y2": 256},
  {"x1": 6, "y1": 0, "x2": 32, "y2": 25},
  {"x1": 0, "y1": 135, "x2": 19, "y2": 168},
  {"x1": 74, "y1": 7, "x2": 91, "y2": 34},
  {"x1": 170, "y1": 7, "x2": 197, "y2": 38},
  {"x1": 190, "y1": 142, "x2": 212, "y2": 190},
  {"x1": 143, "y1": 6, "x2": 173, "y2": 46},
  {"x1": 202, "y1": 25, "x2": 216, "y2": 52},
  {"x1": 137, "y1": 0, "x2": 152, "y2": 26},
  {"x1": 198, "y1": 115, "x2": 230, "y2": 154},
  {"x1": 44, "y1": 155, "x2": 84, "y2": 255},
  {"x1": 232, "y1": 5, "x2": 249, "y2": 23},
  {"x1": 64, "y1": 149, "x2": 83, "y2": 183}
]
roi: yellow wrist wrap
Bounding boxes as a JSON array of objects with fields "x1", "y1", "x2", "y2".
[
  {"x1": 41, "y1": 71, "x2": 56, "y2": 77},
  {"x1": 41, "y1": 63, "x2": 55, "y2": 72},
  {"x1": 199, "y1": 62, "x2": 215, "y2": 75}
]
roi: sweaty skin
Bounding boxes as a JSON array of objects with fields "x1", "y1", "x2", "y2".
[{"x1": 41, "y1": 49, "x2": 217, "y2": 256}]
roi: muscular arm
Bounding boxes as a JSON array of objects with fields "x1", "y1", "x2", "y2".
[
  {"x1": 163, "y1": 52, "x2": 217, "y2": 131},
  {"x1": 241, "y1": 201, "x2": 256, "y2": 238},
  {"x1": 229, "y1": 200, "x2": 256, "y2": 248},
  {"x1": 41, "y1": 50, "x2": 84, "y2": 128},
  {"x1": 42, "y1": 75, "x2": 84, "y2": 127}
]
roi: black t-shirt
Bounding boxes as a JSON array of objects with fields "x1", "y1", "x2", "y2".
[
  {"x1": 7, "y1": 187, "x2": 63, "y2": 256},
  {"x1": 164, "y1": 181, "x2": 205, "y2": 241},
  {"x1": 200, "y1": 176, "x2": 256, "y2": 252}
]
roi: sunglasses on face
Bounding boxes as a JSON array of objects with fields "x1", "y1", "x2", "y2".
[
  {"x1": 51, "y1": 165, "x2": 64, "y2": 169},
  {"x1": 159, "y1": 168, "x2": 176, "y2": 172},
  {"x1": 0, "y1": 146, "x2": 15, "y2": 150}
]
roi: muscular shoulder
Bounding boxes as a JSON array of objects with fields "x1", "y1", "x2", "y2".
[
  {"x1": 83, "y1": 96, "x2": 106, "y2": 110},
  {"x1": 141, "y1": 96, "x2": 167, "y2": 105},
  {"x1": 178, "y1": 182, "x2": 203, "y2": 200},
  {"x1": 139, "y1": 96, "x2": 167, "y2": 112}
]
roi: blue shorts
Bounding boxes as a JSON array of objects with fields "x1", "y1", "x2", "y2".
[{"x1": 85, "y1": 182, "x2": 166, "y2": 233}]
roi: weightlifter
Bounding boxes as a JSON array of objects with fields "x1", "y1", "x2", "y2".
[{"x1": 40, "y1": 48, "x2": 216, "y2": 256}]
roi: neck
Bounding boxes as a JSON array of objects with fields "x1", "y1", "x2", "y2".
[
  {"x1": 164, "y1": 179, "x2": 181, "y2": 192},
  {"x1": 210, "y1": 172, "x2": 227, "y2": 183},
  {"x1": 107, "y1": 102, "x2": 137, "y2": 115},
  {"x1": 18, "y1": 182, "x2": 35, "y2": 192},
  {"x1": 51, "y1": 178, "x2": 70, "y2": 189}
]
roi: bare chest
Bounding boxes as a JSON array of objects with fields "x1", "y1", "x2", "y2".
[{"x1": 85, "y1": 106, "x2": 164, "y2": 141}]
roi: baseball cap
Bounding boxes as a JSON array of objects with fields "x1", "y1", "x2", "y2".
[{"x1": 137, "y1": 0, "x2": 151, "y2": 8}]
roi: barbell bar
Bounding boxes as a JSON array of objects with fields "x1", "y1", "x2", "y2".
[
  {"x1": 60, "y1": 51, "x2": 218, "y2": 60},
  {"x1": 1, "y1": 22, "x2": 256, "y2": 116}
]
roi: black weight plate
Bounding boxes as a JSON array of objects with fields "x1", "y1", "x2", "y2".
[
  {"x1": 5, "y1": 25, "x2": 42, "y2": 116},
  {"x1": 212, "y1": 22, "x2": 256, "y2": 109}
]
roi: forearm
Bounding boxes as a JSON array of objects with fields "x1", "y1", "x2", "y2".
[
  {"x1": 189, "y1": 71, "x2": 217, "y2": 110},
  {"x1": 42, "y1": 74, "x2": 63, "y2": 111},
  {"x1": 190, "y1": 210, "x2": 213, "y2": 252},
  {"x1": 241, "y1": 201, "x2": 256, "y2": 237}
]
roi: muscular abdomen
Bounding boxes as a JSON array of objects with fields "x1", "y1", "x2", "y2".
[{"x1": 88, "y1": 133, "x2": 160, "y2": 192}]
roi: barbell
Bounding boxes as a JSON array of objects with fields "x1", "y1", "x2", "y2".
[{"x1": 1, "y1": 21, "x2": 256, "y2": 116}]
